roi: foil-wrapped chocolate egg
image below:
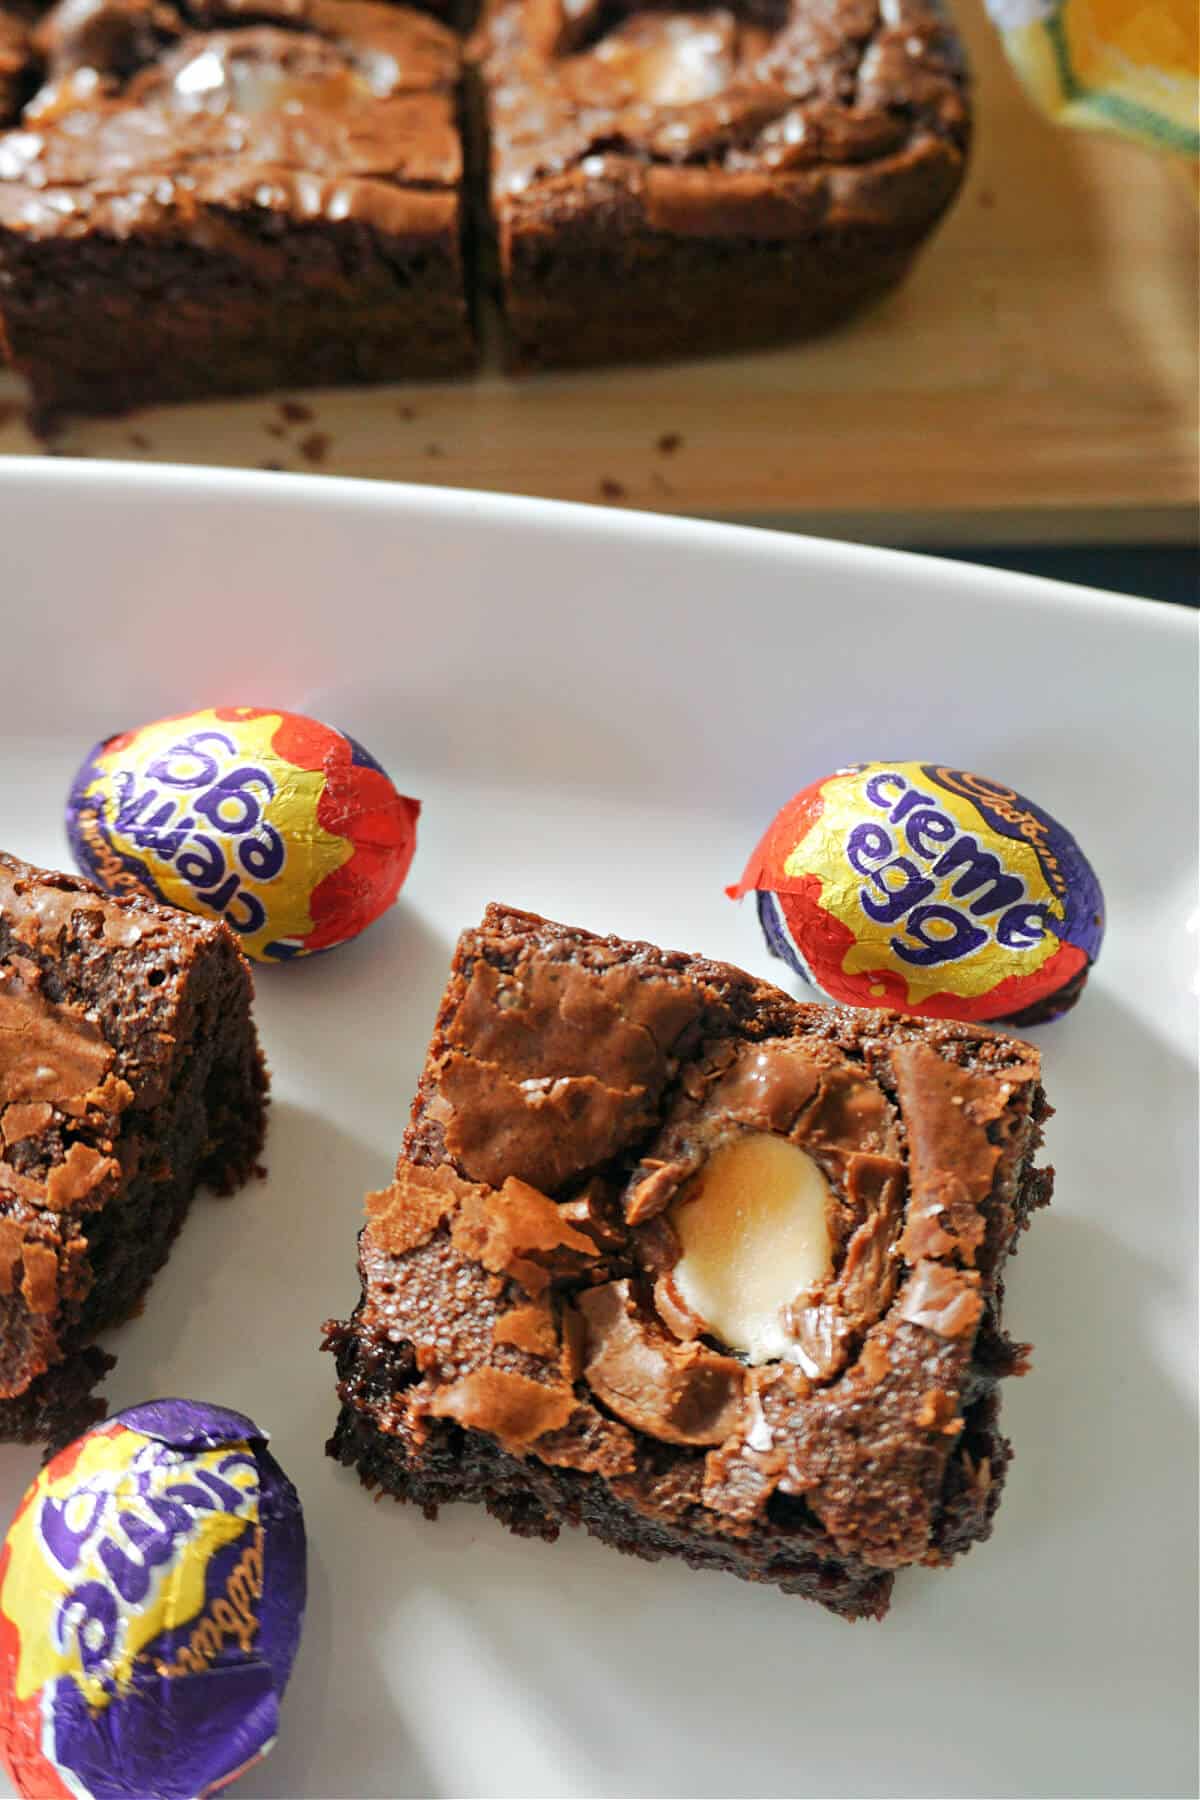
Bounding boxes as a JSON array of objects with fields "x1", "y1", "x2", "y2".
[
  {"x1": 0, "y1": 1400, "x2": 305, "y2": 1800},
  {"x1": 729, "y1": 762, "x2": 1104, "y2": 1025},
  {"x1": 66, "y1": 706, "x2": 419, "y2": 961}
]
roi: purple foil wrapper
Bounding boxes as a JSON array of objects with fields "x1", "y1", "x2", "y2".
[{"x1": 0, "y1": 1400, "x2": 306, "y2": 1800}]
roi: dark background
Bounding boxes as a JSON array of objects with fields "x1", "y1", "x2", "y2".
[{"x1": 935, "y1": 543, "x2": 1198, "y2": 608}]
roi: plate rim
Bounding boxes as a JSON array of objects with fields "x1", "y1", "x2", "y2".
[{"x1": 1, "y1": 455, "x2": 1194, "y2": 638}]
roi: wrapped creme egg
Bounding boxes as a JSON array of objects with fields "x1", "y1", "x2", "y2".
[
  {"x1": 66, "y1": 706, "x2": 419, "y2": 961},
  {"x1": 0, "y1": 1400, "x2": 306, "y2": 1800},
  {"x1": 729, "y1": 761, "x2": 1104, "y2": 1025}
]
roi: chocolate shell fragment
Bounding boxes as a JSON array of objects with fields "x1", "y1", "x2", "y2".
[{"x1": 327, "y1": 904, "x2": 1051, "y2": 1620}]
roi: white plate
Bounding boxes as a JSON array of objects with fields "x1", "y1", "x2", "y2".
[{"x1": 0, "y1": 461, "x2": 1196, "y2": 1800}]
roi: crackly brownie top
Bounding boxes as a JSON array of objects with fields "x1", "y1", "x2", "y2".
[
  {"x1": 0, "y1": 0, "x2": 461, "y2": 238},
  {"x1": 349, "y1": 905, "x2": 1047, "y2": 1572},
  {"x1": 0, "y1": 849, "x2": 236, "y2": 1116},
  {"x1": 477, "y1": 0, "x2": 968, "y2": 222}
]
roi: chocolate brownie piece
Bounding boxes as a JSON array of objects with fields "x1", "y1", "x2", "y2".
[
  {"x1": 0, "y1": 851, "x2": 267, "y2": 1445},
  {"x1": 475, "y1": 0, "x2": 969, "y2": 369},
  {"x1": 0, "y1": 3, "x2": 40, "y2": 121},
  {"x1": 327, "y1": 904, "x2": 1051, "y2": 1620},
  {"x1": 0, "y1": 0, "x2": 473, "y2": 427}
]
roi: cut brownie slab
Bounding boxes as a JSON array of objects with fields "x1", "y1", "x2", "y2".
[
  {"x1": 0, "y1": 0, "x2": 473, "y2": 426},
  {"x1": 475, "y1": 0, "x2": 969, "y2": 369},
  {"x1": 327, "y1": 904, "x2": 1051, "y2": 1620},
  {"x1": 0, "y1": 851, "x2": 267, "y2": 1445}
]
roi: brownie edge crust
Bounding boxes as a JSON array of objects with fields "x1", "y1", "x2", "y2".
[{"x1": 327, "y1": 903, "x2": 1051, "y2": 1619}]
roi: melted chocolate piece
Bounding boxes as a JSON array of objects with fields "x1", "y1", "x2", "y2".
[
  {"x1": 0, "y1": 961, "x2": 119, "y2": 1114},
  {"x1": 573, "y1": 1277, "x2": 746, "y2": 1445},
  {"x1": 432, "y1": 927, "x2": 707, "y2": 1190}
]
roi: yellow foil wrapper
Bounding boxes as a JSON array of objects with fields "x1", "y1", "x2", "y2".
[{"x1": 987, "y1": 0, "x2": 1199, "y2": 168}]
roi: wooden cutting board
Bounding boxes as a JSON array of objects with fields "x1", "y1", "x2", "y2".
[{"x1": 1, "y1": 0, "x2": 1195, "y2": 543}]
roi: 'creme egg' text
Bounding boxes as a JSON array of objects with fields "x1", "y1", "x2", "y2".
[{"x1": 848, "y1": 770, "x2": 1055, "y2": 967}]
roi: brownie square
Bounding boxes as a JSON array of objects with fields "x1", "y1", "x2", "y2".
[
  {"x1": 327, "y1": 904, "x2": 1051, "y2": 1619},
  {"x1": 475, "y1": 0, "x2": 969, "y2": 369},
  {"x1": 0, "y1": 851, "x2": 267, "y2": 1445},
  {"x1": 0, "y1": 0, "x2": 474, "y2": 426}
]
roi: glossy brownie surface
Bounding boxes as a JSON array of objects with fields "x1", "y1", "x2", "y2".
[
  {"x1": 2, "y1": 0, "x2": 463, "y2": 239},
  {"x1": 480, "y1": 0, "x2": 968, "y2": 223}
]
